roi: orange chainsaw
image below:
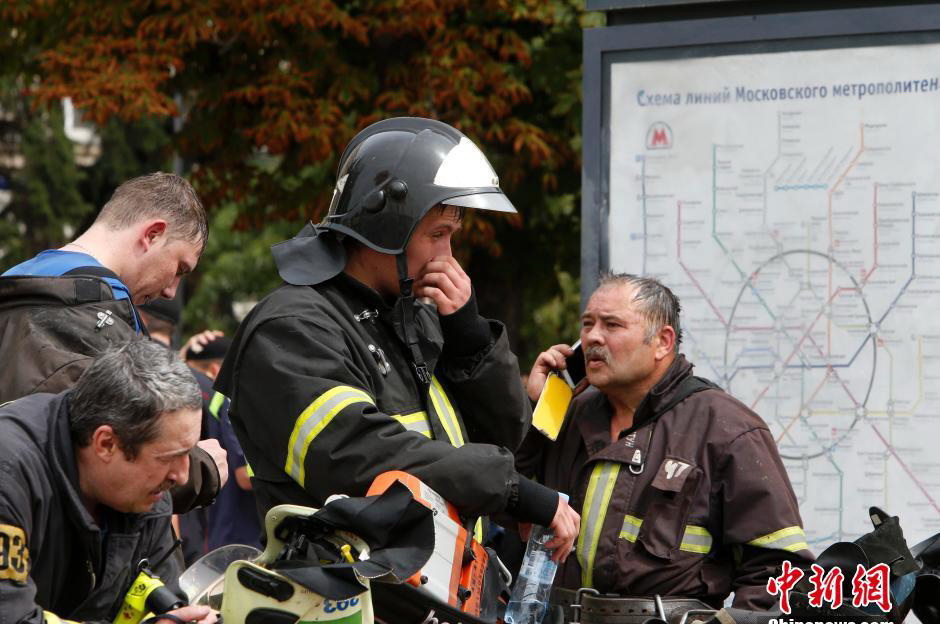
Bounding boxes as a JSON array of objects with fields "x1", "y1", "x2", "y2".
[{"x1": 367, "y1": 471, "x2": 512, "y2": 623}]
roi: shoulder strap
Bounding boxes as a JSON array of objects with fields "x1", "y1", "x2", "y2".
[
  {"x1": 61, "y1": 265, "x2": 122, "y2": 281},
  {"x1": 0, "y1": 274, "x2": 115, "y2": 305},
  {"x1": 61, "y1": 266, "x2": 145, "y2": 335}
]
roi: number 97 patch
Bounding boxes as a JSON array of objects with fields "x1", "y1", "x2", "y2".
[{"x1": 0, "y1": 523, "x2": 29, "y2": 583}]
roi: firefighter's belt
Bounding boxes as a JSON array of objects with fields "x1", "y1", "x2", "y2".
[{"x1": 550, "y1": 587, "x2": 715, "y2": 624}]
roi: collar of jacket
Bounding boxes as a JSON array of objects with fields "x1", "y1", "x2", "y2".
[
  {"x1": 332, "y1": 272, "x2": 444, "y2": 370},
  {"x1": 48, "y1": 393, "x2": 173, "y2": 539},
  {"x1": 575, "y1": 354, "x2": 694, "y2": 446}
]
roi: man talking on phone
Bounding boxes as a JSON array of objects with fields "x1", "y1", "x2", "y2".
[{"x1": 518, "y1": 273, "x2": 813, "y2": 619}]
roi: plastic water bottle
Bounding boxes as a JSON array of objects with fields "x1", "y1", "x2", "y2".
[{"x1": 504, "y1": 495, "x2": 567, "y2": 624}]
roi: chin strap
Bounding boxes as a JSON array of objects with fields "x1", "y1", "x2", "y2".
[{"x1": 396, "y1": 253, "x2": 432, "y2": 386}]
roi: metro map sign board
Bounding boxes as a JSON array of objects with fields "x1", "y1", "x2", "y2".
[{"x1": 582, "y1": 7, "x2": 940, "y2": 548}]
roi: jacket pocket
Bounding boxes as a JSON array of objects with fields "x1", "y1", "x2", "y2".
[{"x1": 632, "y1": 459, "x2": 703, "y2": 561}]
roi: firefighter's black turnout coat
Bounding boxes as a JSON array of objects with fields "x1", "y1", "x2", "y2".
[{"x1": 216, "y1": 273, "x2": 557, "y2": 526}]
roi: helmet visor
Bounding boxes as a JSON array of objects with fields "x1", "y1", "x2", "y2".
[{"x1": 443, "y1": 191, "x2": 516, "y2": 213}]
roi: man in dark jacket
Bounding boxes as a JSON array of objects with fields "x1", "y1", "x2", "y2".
[
  {"x1": 0, "y1": 172, "x2": 225, "y2": 513},
  {"x1": 520, "y1": 273, "x2": 814, "y2": 613},
  {"x1": 0, "y1": 340, "x2": 216, "y2": 624},
  {"x1": 217, "y1": 117, "x2": 580, "y2": 561},
  {"x1": 186, "y1": 336, "x2": 261, "y2": 552}
]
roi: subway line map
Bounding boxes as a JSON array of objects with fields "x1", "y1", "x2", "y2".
[{"x1": 607, "y1": 43, "x2": 940, "y2": 547}]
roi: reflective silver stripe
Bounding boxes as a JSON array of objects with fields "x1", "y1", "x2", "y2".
[
  {"x1": 428, "y1": 375, "x2": 465, "y2": 447},
  {"x1": 577, "y1": 462, "x2": 621, "y2": 588},
  {"x1": 681, "y1": 525, "x2": 713, "y2": 554},
  {"x1": 619, "y1": 516, "x2": 713, "y2": 554},
  {"x1": 747, "y1": 526, "x2": 809, "y2": 553},
  {"x1": 285, "y1": 386, "x2": 374, "y2": 487},
  {"x1": 393, "y1": 411, "x2": 432, "y2": 438},
  {"x1": 619, "y1": 514, "x2": 642, "y2": 542}
]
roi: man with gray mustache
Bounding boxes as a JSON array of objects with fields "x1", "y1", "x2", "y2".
[{"x1": 517, "y1": 273, "x2": 813, "y2": 620}]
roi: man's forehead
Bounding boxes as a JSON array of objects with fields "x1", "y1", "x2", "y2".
[
  {"x1": 150, "y1": 407, "x2": 201, "y2": 446},
  {"x1": 423, "y1": 204, "x2": 463, "y2": 224},
  {"x1": 586, "y1": 282, "x2": 639, "y2": 312},
  {"x1": 171, "y1": 239, "x2": 201, "y2": 268}
]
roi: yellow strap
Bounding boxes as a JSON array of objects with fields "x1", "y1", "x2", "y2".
[
  {"x1": 576, "y1": 462, "x2": 620, "y2": 588},
  {"x1": 428, "y1": 375, "x2": 465, "y2": 447},
  {"x1": 285, "y1": 386, "x2": 375, "y2": 487},
  {"x1": 422, "y1": 379, "x2": 477, "y2": 538}
]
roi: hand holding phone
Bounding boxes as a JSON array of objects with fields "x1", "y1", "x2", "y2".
[
  {"x1": 561, "y1": 340, "x2": 586, "y2": 388},
  {"x1": 530, "y1": 340, "x2": 587, "y2": 440}
]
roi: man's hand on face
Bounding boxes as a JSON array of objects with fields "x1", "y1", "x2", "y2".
[
  {"x1": 527, "y1": 344, "x2": 575, "y2": 402},
  {"x1": 413, "y1": 256, "x2": 472, "y2": 316},
  {"x1": 545, "y1": 495, "x2": 581, "y2": 563},
  {"x1": 197, "y1": 439, "x2": 229, "y2": 489}
]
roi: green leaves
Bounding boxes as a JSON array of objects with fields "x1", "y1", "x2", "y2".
[{"x1": 2, "y1": 106, "x2": 92, "y2": 265}]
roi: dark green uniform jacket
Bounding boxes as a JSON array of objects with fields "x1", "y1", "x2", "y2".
[
  {"x1": 216, "y1": 273, "x2": 557, "y2": 526},
  {"x1": 0, "y1": 393, "x2": 181, "y2": 624}
]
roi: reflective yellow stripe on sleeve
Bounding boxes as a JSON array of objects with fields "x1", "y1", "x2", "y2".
[
  {"x1": 576, "y1": 462, "x2": 620, "y2": 588},
  {"x1": 747, "y1": 526, "x2": 809, "y2": 553},
  {"x1": 393, "y1": 411, "x2": 433, "y2": 438},
  {"x1": 618, "y1": 515, "x2": 713, "y2": 554},
  {"x1": 428, "y1": 375, "x2": 465, "y2": 447},
  {"x1": 285, "y1": 386, "x2": 375, "y2": 487}
]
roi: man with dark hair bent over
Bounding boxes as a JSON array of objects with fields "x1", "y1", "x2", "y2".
[{"x1": 0, "y1": 340, "x2": 217, "y2": 624}]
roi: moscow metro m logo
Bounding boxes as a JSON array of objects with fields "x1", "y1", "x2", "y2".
[{"x1": 646, "y1": 122, "x2": 673, "y2": 149}]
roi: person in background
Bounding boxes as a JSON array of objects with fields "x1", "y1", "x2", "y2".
[
  {"x1": 139, "y1": 296, "x2": 231, "y2": 565},
  {"x1": 186, "y1": 335, "x2": 262, "y2": 551}
]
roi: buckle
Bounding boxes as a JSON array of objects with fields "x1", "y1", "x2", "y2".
[
  {"x1": 572, "y1": 587, "x2": 600, "y2": 624},
  {"x1": 413, "y1": 362, "x2": 432, "y2": 385}
]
